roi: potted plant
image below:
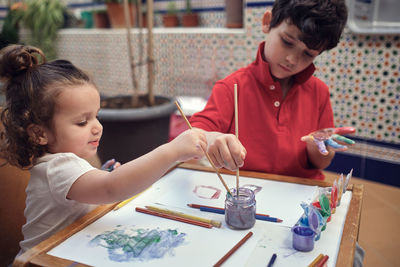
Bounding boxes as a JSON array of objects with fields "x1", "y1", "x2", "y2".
[
  {"x1": 225, "y1": 0, "x2": 243, "y2": 28},
  {"x1": 162, "y1": 1, "x2": 179, "y2": 27},
  {"x1": 97, "y1": 0, "x2": 177, "y2": 164},
  {"x1": 104, "y1": 0, "x2": 136, "y2": 28},
  {"x1": 18, "y1": 0, "x2": 65, "y2": 60},
  {"x1": 93, "y1": 9, "x2": 110, "y2": 28},
  {"x1": 182, "y1": 0, "x2": 199, "y2": 27}
]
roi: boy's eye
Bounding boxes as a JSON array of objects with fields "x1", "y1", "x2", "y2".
[
  {"x1": 304, "y1": 51, "x2": 314, "y2": 58},
  {"x1": 77, "y1": 121, "x2": 88, "y2": 126},
  {"x1": 281, "y1": 38, "x2": 292, "y2": 46}
]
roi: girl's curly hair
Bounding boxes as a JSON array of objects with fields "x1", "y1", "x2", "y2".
[{"x1": 0, "y1": 45, "x2": 93, "y2": 168}]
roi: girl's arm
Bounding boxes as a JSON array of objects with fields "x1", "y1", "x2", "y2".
[{"x1": 67, "y1": 129, "x2": 206, "y2": 204}]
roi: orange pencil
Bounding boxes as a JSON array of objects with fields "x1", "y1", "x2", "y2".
[{"x1": 214, "y1": 231, "x2": 253, "y2": 267}]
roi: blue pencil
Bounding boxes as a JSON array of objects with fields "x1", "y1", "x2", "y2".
[
  {"x1": 267, "y1": 253, "x2": 277, "y2": 267},
  {"x1": 199, "y1": 206, "x2": 225, "y2": 214},
  {"x1": 198, "y1": 206, "x2": 282, "y2": 222}
]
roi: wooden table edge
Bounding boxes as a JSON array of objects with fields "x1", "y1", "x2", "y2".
[{"x1": 13, "y1": 163, "x2": 363, "y2": 266}]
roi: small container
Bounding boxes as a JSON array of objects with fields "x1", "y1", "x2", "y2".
[
  {"x1": 292, "y1": 226, "x2": 316, "y2": 252},
  {"x1": 292, "y1": 207, "x2": 319, "y2": 251},
  {"x1": 225, "y1": 187, "x2": 256, "y2": 229}
]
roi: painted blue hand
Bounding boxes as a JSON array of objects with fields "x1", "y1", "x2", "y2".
[
  {"x1": 101, "y1": 158, "x2": 118, "y2": 172},
  {"x1": 301, "y1": 127, "x2": 356, "y2": 155}
]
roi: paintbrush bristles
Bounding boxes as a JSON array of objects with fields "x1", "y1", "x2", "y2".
[{"x1": 174, "y1": 101, "x2": 233, "y2": 196}]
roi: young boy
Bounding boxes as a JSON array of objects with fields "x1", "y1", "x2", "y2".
[{"x1": 190, "y1": 0, "x2": 348, "y2": 179}]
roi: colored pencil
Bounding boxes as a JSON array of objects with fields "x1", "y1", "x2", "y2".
[
  {"x1": 145, "y1": 205, "x2": 221, "y2": 228},
  {"x1": 188, "y1": 204, "x2": 280, "y2": 221},
  {"x1": 188, "y1": 203, "x2": 225, "y2": 210},
  {"x1": 267, "y1": 253, "x2": 277, "y2": 267},
  {"x1": 316, "y1": 255, "x2": 329, "y2": 267},
  {"x1": 175, "y1": 101, "x2": 233, "y2": 196},
  {"x1": 113, "y1": 188, "x2": 149, "y2": 211},
  {"x1": 214, "y1": 231, "x2": 253, "y2": 267},
  {"x1": 200, "y1": 206, "x2": 225, "y2": 214},
  {"x1": 308, "y1": 253, "x2": 324, "y2": 267},
  {"x1": 255, "y1": 214, "x2": 282, "y2": 223},
  {"x1": 135, "y1": 207, "x2": 213, "y2": 228},
  {"x1": 234, "y1": 83, "x2": 240, "y2": 197}
]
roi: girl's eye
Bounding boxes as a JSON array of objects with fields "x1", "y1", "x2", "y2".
[{"x1": 77, "y1": 121, "x2": 88, "y2": 126}]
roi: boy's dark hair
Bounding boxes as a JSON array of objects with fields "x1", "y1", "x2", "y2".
[
  {"x1": 0, "y1": 45, "x2": 94, "y2": 168},
  {"x1": 270, "y1": 0, "x2": 348, "y2": 51}
]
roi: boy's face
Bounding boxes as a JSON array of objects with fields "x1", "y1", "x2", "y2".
[
  {"x1": 45, "y1": 84, "x2": 103, "y2": 159},
  {"x1": 262, "y1": 11, "x2": 321, "y2": 80}
]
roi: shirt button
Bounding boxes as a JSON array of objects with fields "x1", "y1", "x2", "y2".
[
  {"x1": 274, "y1": 101, "x2": 280, "y2": 107},
  {"x1": 270, "y1": 85, "x2": 275, "y2": 90}
]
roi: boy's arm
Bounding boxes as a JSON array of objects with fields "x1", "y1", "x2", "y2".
[{"x1": 194, "y1": 128, "x2": 246, "y2": 171}]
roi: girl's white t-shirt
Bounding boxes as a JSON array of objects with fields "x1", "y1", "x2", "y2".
[{"x1": 19, "y1": 153, "x2": 97, "y2": 254}]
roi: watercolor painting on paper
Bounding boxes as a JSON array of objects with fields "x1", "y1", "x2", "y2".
[{"x1": 89, "y1": 226, "x2": 186, "y2": 262}]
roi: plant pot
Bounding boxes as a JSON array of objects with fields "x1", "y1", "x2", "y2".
[
  {"x1": 106, "y1": 2, "x2": 136, "y2": 28},
  {"x1": 162, "y1": 14, "x2": 179, "y2": 27},
  {"x1": 97, "y1": 95, "x2": 177, "y2": 164},
  {"x1": 225, "y1": 0, "x2": 243, "y2": 28},
  {"x1": 182, "y1": 13, "x2": 199, "y2": 27},
  {"x1": 93, "y1": 11, "x2": 110, "y2": 28}
]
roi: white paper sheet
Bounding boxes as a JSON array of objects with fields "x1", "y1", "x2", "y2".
[{"x1": 48, "y1": 168, "x2": 351, "y2": 267}]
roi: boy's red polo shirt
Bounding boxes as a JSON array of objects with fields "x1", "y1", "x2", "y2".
[{"x1": 190, "y1": 42, "x2": 334, "y2": 179}]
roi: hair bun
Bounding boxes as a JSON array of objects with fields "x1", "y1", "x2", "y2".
[{"x1": 0, "y1": 44, "x2": 46, "y2": 79}]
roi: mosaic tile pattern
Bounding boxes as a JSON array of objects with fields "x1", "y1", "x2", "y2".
[{"x1": 16, "y1": 1, "x2": 400, "y2": 164}]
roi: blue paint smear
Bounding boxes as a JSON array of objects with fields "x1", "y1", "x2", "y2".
[{"x1": 89, "y1": 227, "x2": 186, "y2": 262}]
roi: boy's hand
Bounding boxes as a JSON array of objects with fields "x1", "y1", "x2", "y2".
[
  {"x1": 101, "y1": 158, "x2": 121, "y2": 172},
  {"x1": 301, "y1": 127, "x2": 356, "y2": 155},
  {"x1": 207, "y1": 133, "x2": 247, "y2": 171},
  {"x1": 170, "y1": 128, "x2": 207, "y2": 162}
]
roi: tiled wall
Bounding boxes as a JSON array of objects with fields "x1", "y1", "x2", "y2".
[{"x1": 12, "y1": 0, "x2": 400, "y2": 185}]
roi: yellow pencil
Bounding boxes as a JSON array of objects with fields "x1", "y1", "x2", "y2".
[
  {"x1": 113, "y1": 188, "x2": 149, "y2": 211},
  {"x1": 145, "y1": 205, "x2": 222, "y2": 228},
  {"x1": 308, "y1": 253, "x2": 324, "y2": 267}
]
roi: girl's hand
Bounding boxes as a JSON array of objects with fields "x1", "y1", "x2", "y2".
[
  {"x1": 169, "y1": 128, "x2": 207, "y2": 162},
  {"x1": 101, "y1": 158, "x2": 121, "y2": 172},
  {"x1": 207, "y1": 133, "x2": 246, "y2": 171}
]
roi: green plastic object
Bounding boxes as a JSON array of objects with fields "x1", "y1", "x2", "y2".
[{"x1": 319, "y1": 194, "x2": 331, "y2": 218}]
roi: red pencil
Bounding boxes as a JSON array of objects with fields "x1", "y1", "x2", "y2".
[
  {"x1": 187, "y1": 203, "x2": 270, "y2": 217},
  {"x1": 316, "y1": 255, "x2": 329, "y2": 267},
  {"x1": 135, "y1": 207, "x2": 213, "y2": 228},
  {"x1": 214, "y1": 231, "x2": 253, "y2": 267}
]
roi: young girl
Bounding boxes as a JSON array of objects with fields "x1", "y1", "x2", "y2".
[{"x1": 0, "y1": 45, "x2": 207, "y2": 255}]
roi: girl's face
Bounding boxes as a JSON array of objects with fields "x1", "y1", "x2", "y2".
[
  {"x1": 45, "y1": 84, "x2": 103, "y2": 159},
  {"x1": 263, "y1": 16, "x2": 321, "y2": 81}
]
